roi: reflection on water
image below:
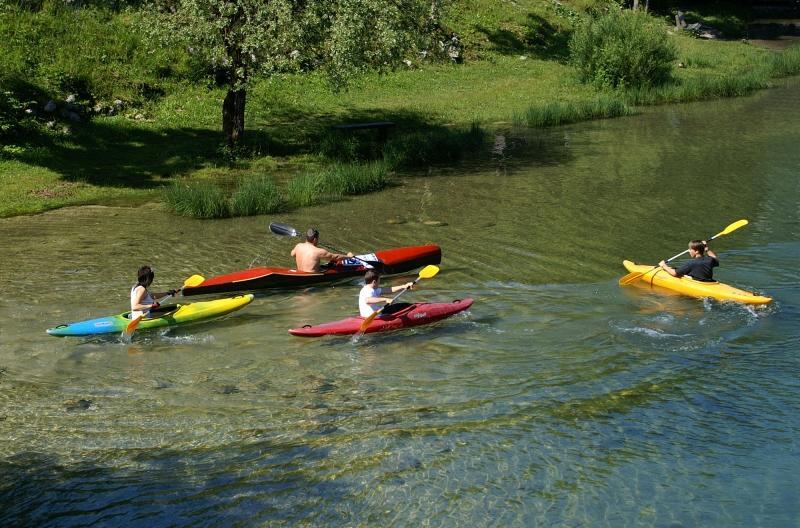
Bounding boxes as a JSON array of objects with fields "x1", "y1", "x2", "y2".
[{"x1": 1, "y1": 81, "x2": 800, "y2": 526}]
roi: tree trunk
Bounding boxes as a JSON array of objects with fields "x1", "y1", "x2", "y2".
[
  {"x1": 222, "y1": 88, "x2": 246, "y2": 147},
  {"x1": 632, "y1": 0, "x2": 639, "y2": 9}
]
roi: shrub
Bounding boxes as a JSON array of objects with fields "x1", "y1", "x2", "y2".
[
  {"x1": 569, "y1": 8, "x2": 676, "y2": 89},
  {"x1": 229, "y1": 176, "x2": 285, "y2": 216}
]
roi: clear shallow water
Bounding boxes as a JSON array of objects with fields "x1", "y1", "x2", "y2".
[{"x1": 1, "y1": 81, "x2": 799, "y2": 526}]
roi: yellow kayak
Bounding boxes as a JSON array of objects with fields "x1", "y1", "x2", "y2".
[{"x1": 622, "y1": 260, "x2": 772, "y2": 305}]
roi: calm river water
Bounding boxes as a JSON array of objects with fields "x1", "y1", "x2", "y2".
[{"x1": 1, "y1": 80, "x2": 799, "y2": 527}]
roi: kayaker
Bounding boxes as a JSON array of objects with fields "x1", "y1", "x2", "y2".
[
  {"x1": 359, "y1": 270, "x2": 414, "y2": 317},
  {"x1": 291, "y1": 228, "x2": 353, "y2": 272},
  {"x1": 659, "y1": 240, "x2": 719, "y2": 282},
  {"x1": 130, "y1": 265, "x2": 177, "y2": 319}
]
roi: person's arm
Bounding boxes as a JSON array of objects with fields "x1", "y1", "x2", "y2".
[
  {"x1": 389, "y1": 282, "x2": 414, "y2": 293},
  {"x1": 319, "y1": 248, "x2": 354, "y2": 262},
  {"x1": 131, "y1": 286, "x2": 159, "y2": 311},
  {"x1": 703, "y1": 241, "x2": 717, "y2": 260},
  {"x1": 659, "y1": 260, "x2": 681, "y2": 278}
]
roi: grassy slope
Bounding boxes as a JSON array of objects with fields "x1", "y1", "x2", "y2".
[{"x1": 0, "y1": 1, "x2": 794, "y2": 217}]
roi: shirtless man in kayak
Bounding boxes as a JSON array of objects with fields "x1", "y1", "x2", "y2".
[
  {"x1": 659, "y1": 240, "x2": 718, "y2": 282},
  {"x1": 291, "y1": 228, "x2": 353, "y2": 273}
]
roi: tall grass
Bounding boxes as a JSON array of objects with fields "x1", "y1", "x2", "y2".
[
  {"x1": 286, "y1": 161, "x2": 392, "y2": 208},
  {"x1": 229, "y1": 176, "x2": 285, "y2": 216},
  {"x1": 768, "y1": 45, "x2": 800, "y2": 77},
  {"x1": 166, "y1": 181, "x2": 230, "y2": 219},
  {"x1": 515, "y1": 95, "x2": 632, "y2": 127}
]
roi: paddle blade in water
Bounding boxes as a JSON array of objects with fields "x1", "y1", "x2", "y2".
[
  {"x1": 619, "y1": 272, "x2": 644, "y2": 286},
  {"x1": 358, "y1": 311, "x2": 379, "y2": 334},
  {"x1": 122, "y1": 314, "x2": 143, "y2": 341},
  {"x1": 269, "y1": 222, "x2": 299, "y2": 238}
]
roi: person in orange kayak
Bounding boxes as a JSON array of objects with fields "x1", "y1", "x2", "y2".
[
  {"x1": 130, "y1": 265, "x2": 177, "y2": 319},
  {"x1": 359, "y1": 270, "x2": 414, "y2": 317},
  {"x1": 659, "y1": 240, "x2": 718, "y2": 282},
  {"x1": 290, "y1": 227, "x2": 353, "y2": 272}
]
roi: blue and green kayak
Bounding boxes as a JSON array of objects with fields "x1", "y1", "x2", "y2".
[{"x1": 46, "y1": 294, "x2": 254, "y2": 337}]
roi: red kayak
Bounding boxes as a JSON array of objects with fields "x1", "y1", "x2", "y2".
[
  {"x1": 289, "y1": 298, "x2": 474, "y2": 337},
  {"x1": 183, "y1": 245, "x2": 441, "y2": 296}
]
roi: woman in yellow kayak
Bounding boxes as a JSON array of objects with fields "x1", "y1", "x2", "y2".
[
  {"x1": 659, "y1": 240, "x2": 718, "y2": 282},
  {"x1": 131, "y1": 265, "x2": 178, "y2": 319}
]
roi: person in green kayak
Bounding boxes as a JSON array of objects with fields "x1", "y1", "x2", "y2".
[
  {"x1": 659, "y1": 240, "x2": 719, "y2": 282},
  {"x1": 130, "y1": 265, "x2": 178, "y2": 319},
  {"x1": 291, "y1": 227, "x2": 353, "y2": 273},
  {"x1": 359, "y1": 270, "x2": 414, "y2": 317}
]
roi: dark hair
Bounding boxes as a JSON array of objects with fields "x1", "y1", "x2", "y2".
[
  {"x1": 137, "y1": 265, "x2": 154, "y2": 286},
  {"x1": 364, "y1": 270, "x2": 380, "y2": 284},
  {"x1": 689, "y1": 240, "x2": 706, "y2": 255},
  {"x1": 306, "y1": 227, "x2": 319, "y2": 242}
]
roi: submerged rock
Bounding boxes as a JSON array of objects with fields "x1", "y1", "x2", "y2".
[{"x1": 64, "y1": 398, "x2": 92, "y2": 411}]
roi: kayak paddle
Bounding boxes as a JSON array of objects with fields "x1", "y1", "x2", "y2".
[
  {"x1": 122, "y1": 274, "x2": 205, "y2": 341},
  {"x1": 357, "y1": 264, "x2": 440, "y2": 335},
  {"x1": 619, "y1": 219, "x2": 749, "y2": 286},
  {"x1": 268, "y1": 221, "x2": 378, "y2": 266}
]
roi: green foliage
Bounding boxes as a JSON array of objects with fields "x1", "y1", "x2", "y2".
[
  {"x1": 569, "y1": 8, "x2": 676, "y2": 88},
  {"x1": 0, "y1": 4, "x2": 190, "y2": 105},
  {"x1": 229, "y1": 175, "x2": 285, "y2": 216},
  {"x1": 0, "y1": 90, "x2": 26, "y2": 139},
  {"x1": 516, "y1": 94, "x2": 631, "y2": 127}
]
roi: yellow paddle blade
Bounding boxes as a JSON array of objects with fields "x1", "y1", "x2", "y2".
[
  {"x1": 184, "y1": 274, "x2": 205, "y2": 288},
  {"x1": 124, "y1": 314, "x2": 144, "y2": 335},
  {"x1": 716, "y1": 219, "x2": 748, "y2": 237},
  {"x1": 418, "y1": 265, "x2": 439, "y2": 279},
  {"x1": 619, "y1": 272, "x2": 644, "y2": 286},
  {"x1": 358, "y1": 310, "x2": 380, "y2": 334}
]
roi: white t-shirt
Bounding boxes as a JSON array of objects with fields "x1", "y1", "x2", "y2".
[
  {"x1": 359, "y1": 285, "x2": 384, "y2": 317},
  {"x1": 131, "y1": 285, "x2": 154, "y2": 319}
]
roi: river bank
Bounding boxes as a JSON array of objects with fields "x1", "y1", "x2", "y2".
[{"x1": 2, "y1": 4, "x2": 799, "y2": 218}]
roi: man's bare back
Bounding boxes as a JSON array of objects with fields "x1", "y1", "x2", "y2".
[
  {"x1": 290, "y1": 229, "x2": 352, "y2": 272},
  {"x1": 291, "y1": 241, "x2": 336, "y2": 273}
]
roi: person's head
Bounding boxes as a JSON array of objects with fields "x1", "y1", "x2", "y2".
[
  {"x1": 306, "y1": 227, "x2": 319, "y2": 244},
  {"x1": 364, "y1": 270, "x2": 380, "y2": 286},
  {"x1": 688, "y1": 240, "x2": 706, "y2": 257},
  {"x1": 137, "y1": 265, "x2": 154, "y2": 287}
]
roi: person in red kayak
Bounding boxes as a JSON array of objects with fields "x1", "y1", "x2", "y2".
[
  {"x1": 130, "y1": 265, "x2": 177, "y2": 319},
  {"x1": 359, "y1": 270, "x2": 414, "y2": 317},
  {"x1": 291, "y1": 228, "x2": 353, "y2": 272},
  {"x1": 659, "y1": 240, "x2": 719, "y2": 282}
]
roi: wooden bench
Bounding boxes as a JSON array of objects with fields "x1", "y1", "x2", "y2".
[{"x1": 331, "y1": 121, "x2": 395, "y2": 143}]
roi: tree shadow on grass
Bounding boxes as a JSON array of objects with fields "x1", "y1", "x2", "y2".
[
  {"x1": 12, "y1": 101, "x2": 574, "y2": 191},
  {"x1": 473, "y1": 14, "x2": 571, "y2": 62}
]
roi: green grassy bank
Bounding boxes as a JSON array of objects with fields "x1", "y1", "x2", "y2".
[{"x1": 2, "y1": 1, "x2": 800, "y2": 218}]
